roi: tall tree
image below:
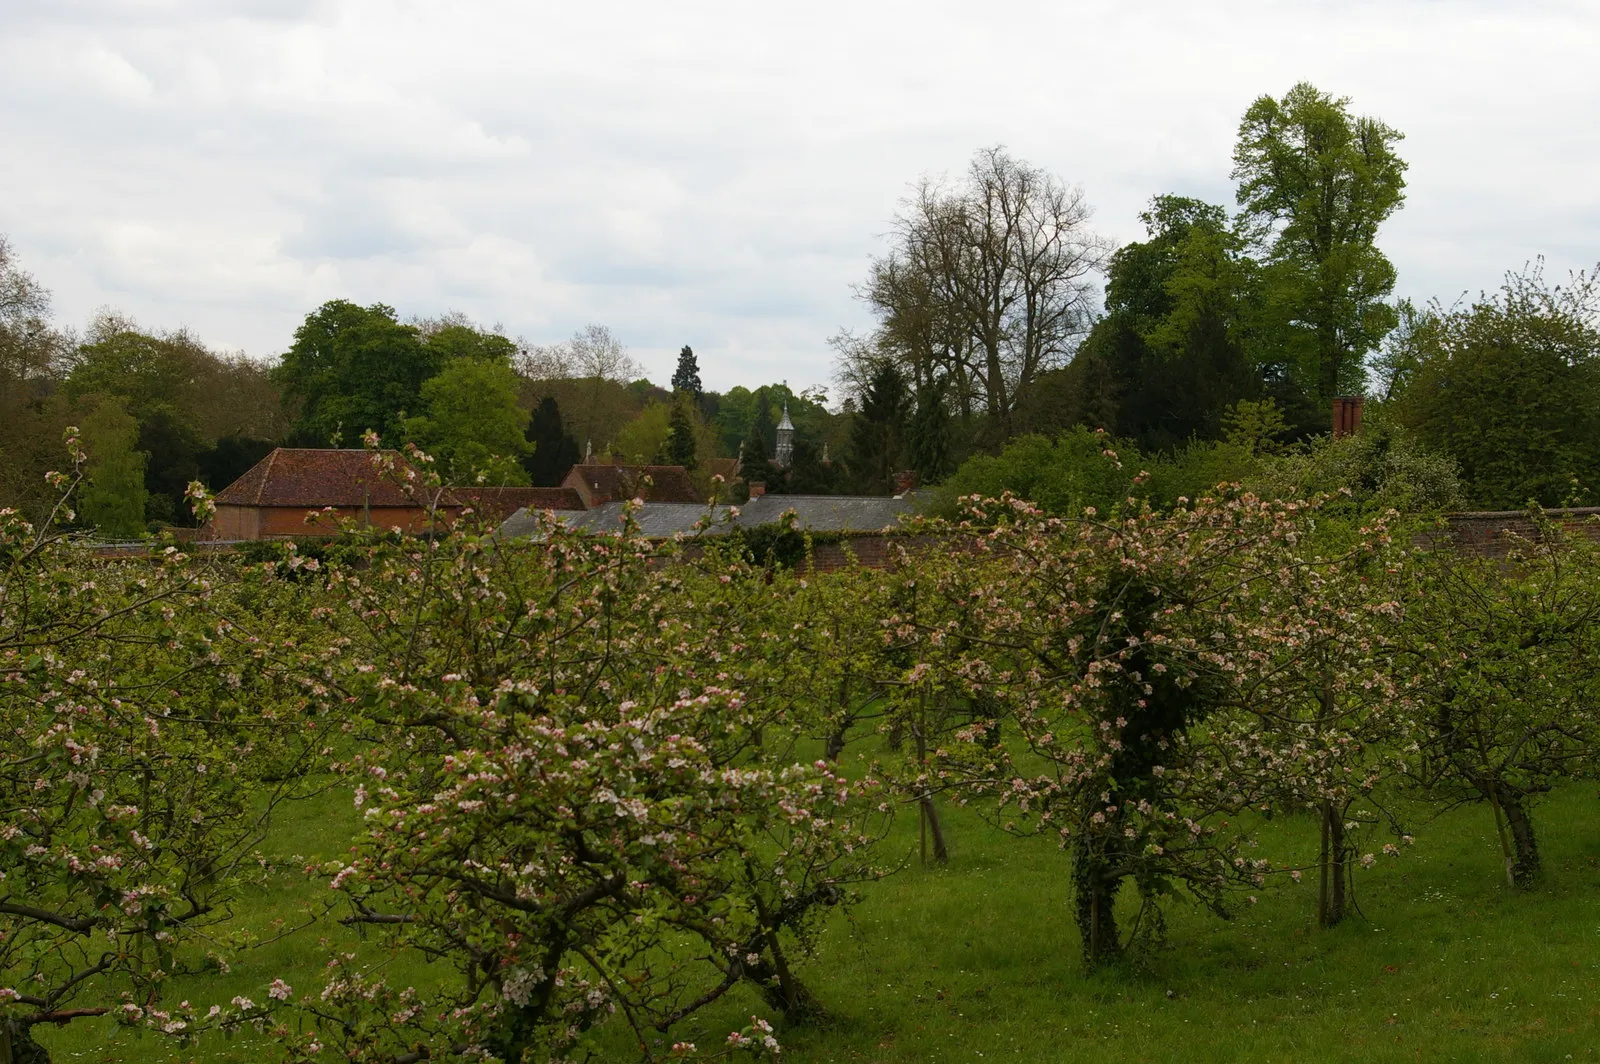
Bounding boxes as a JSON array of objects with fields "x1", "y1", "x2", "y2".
[
  {"x1": 907, "y1": 376, "x2": 954, "y2": 484},
  {"x1": 671, "y1": 344, "x2": 703, "y2": 398},
  {"x1": 1068, "y1": 196, "x2": 1270, "y2": 451},
  {"x1": 847, "y1": 360, "x2": 910, "y2": 493},
  {"x1": 859, "y1": 147, "x2": 1111, "y2": 443},
  {"x1": 664, "y1": 397, "x2": 699, "y2": 470},
  {"x1": 78, "y1": 397, "x2": 148, "y2": 537},
  {"x1": 0, "y1": 234, "x2": 65, "y2": 395},
  {"x1": 516, "y1": 324, "x2": 646, "y2": 453},
  {"x1": 1233, "y1": 82, "x2": 1408, "y2": 412},
  {"x1": 523, "y1": 395, "x2": 581, "y2": 486},
  {"x1": 0, "y1": 236, "x2": 76, "y2": 520},
  {"x1": 273, "y1": 300, "x2": 438, "y2": 446},
  {"x1": 421, "y1": 321, "x2": 519, "y2": 364},
  {"x1": 405, "y1": 357, "x2": 531, "y2": 484}
]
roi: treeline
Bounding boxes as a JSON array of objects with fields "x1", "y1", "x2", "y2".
[
  {"x1": 0, "y1": 241, "x2": 872, "y2": 536},
  {"x1": 5, "y1": 80, "x2": 1598, "y2": 538},
  {"x1": 840, "y1": 83, "x2": 1600, "y2": 512}
]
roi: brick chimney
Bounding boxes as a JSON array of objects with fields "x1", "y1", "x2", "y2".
[
  {"x1": 1332, "y1": 396, "x2": 1364, "y2": 439},
  {"x1": 893, "y1": 470, "x2": 918, "y2": 496},
  {"x1": 748, "y1": 481, "x2": 766, "y2": 498}
]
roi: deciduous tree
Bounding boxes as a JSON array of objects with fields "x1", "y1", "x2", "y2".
[
  {"x1": 273, "y1": 300, "x2": 437, "y2": 446},
  {"x1": 1233, "y1": 82, "x2": 1408, "y2": 410}
]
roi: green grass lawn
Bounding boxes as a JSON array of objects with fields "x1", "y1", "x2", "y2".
[{"x1": 40, "y1": 783, "x2": 1600, "y2": 1063}]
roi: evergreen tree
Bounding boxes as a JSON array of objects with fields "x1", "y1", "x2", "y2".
[
  {"x1": 78, "y1": 397, "x2": 148, "y2": 538},
  {"x1": 743, "y1": 398, "x2": 775, "y2": 469},
  {"x1": 664, "y1": 398, "x2": 699, "y2": 470},
  {"x1": 671, "y1": 344, "x2": 702, "y2": 398},
  {"x1": 847, "y1": 360, "x2": 910, "y2": 493},
  {"x1": 907, "y1": 377, "x2": 954, "y2": 484},
  {"x1": 523, "y1": 396, "x2": 582, "y2": 486}
]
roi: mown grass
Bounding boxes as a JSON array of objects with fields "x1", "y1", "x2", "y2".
[{"x1": 41, "y1": 782, "x2": 1600, "y2": 1063}]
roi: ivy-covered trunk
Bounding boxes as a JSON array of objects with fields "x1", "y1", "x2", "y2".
[
  {"x1": 1487, "y1": 784, "x2": 1540, "y2": 888},
  {"x1": 1072, "y1": 840, "x2": 1124, "y2": 967},
  {"x1": 0, "y1": 1021, "x2": 51, "y2": 1064}
]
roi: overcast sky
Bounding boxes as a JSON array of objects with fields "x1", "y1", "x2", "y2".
[{"x1": 3, "y1": 0, "x2": 1597, "y2": 393}]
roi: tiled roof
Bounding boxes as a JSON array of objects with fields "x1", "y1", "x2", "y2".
[
  {"x1": 451, "y1": 486, "x2": 584, "y2": 522},
  {"x1": 213, "y1": 449, "x2": 452, "y2": 509},
  {"x1": 564, "y1": 464, "x2": 703, "y2": 505}
]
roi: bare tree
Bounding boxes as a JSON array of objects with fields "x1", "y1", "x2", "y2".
[
  {"x1": 0, "y1": 235, "x2": 68, "y2": 385},
  {"x1": 515, "y1": 324, "x2": 647, "y2": 457},
  {"x1": 857, "y1": 148, "x2": 1111, "y2": 442},
  {"x1": 517, "y1": 323, "x2": 642, "y2": 384}
]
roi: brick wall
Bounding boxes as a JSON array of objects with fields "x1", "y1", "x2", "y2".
[{"x1": 1432, "y1": 508, "x2": 1600, "y2": 558}]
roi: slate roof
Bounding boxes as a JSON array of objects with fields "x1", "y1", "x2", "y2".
[
  {"x1": 499, "y1": 492, "x2": 921, "y2": 541},
  {"x1": 737, "y1": 493, "x2": 916, "y2": 532},
  {"x1": 564, "y1": 464, "x2": 703, "y2": 505},
  {"x1": 213, "y1": 449, "x2": 448, "y2": 509}
]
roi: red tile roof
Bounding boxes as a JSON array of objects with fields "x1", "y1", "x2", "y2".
[
  {"x1": 214, "y1": 449, "x2": 454, "y2": 509},
  {"x1": 564, "y1": 464, "x2": 702, "y2": 505}
]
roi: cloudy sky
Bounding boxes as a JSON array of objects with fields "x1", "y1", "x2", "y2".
[{"x1": 3, "y1": 0, "x2": 1596, "y2": 393}]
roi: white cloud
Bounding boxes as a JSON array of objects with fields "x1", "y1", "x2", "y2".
[{"x1": 2, "y1": 0, "x2": 1597, "y2": 391}]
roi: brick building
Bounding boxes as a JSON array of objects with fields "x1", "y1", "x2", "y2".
[{"x1": 206, "y1": 449, "x2": 586, "y2": 540}]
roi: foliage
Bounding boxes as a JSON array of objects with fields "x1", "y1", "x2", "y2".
[
  {"x1": 613, "y1": 401, "x2": 675, "y2": 464},
  {"x1": 1069, "y1": 196, "x2": 1269, "y2": 451},
  {"x1": 672, "y1": 345, "x2": 703, "y2": 398},
  {"x1": 665, "y1": 397, "x2": 700, "y2": 470},
  {"x1": 1402, "y1": 514, "x2": 1600, "y2": 887},
  {"x1": 846, "y1": 361, "x2": 909, "y2": 494},
  {"x1": 1233, "y1": 81, "x2": 1408, "y2": 407},
  {"x1": 521, "y1": 395, "x2": 581, "y2": 487},
  {"x1": 1246, "y1": 419, "x2": 1463, "y2": 518},
  {"x1": 272, "y1": 300, "x2": 439, "y2": 447},
  {"x1": 0, "y1": 460, "x2": 329, "y2": 1057},
  {"x1": 1386, "y1": 260, "x2": 1600, "y2": 508},
  {"x1": 404, "y1": 357, "x2": 531, "y2": 484},
  {"x1": 933, "y1": 428, "x2": 1138, "y2": 518},
  {"x1": 78, "y1": 398, "x2": 149, "y2": 538}
]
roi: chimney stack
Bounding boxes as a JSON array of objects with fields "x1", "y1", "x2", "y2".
[
  {"x1": 894, "y1": 470, "x2": 919, "y2": 496},
  {"x1": 1332, "y1": 396, "x2": 1364, "y2": 439},
  {"x1": 748, "y1": 481, "x2": 766, "y2": 498}
]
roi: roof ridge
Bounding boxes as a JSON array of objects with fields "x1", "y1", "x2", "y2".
[{"x1": 253, "y1": 448, "x2": 278, "y2": 506}]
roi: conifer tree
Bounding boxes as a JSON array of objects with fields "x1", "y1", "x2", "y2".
[
  {"x1": 671, "y1": 344, "x2": 702, "y2": 398},
  {"x1": 664, "y1": 398, "x2": 699, "y2": 470},
  {"x1": 523, "y1": 395, "x2": 582, "y2": 486},
  {"x1": 847, "y1": 361, "x2": 909, "y2": 493},
  {"x1": 907, "y1": 377, "x2": 953, "y2": 484}
]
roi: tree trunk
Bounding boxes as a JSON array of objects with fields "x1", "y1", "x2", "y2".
[
  {"x1": 1498, "y1": 790, "x2": 1541, "y2": 887},
  {"x1": 1, "y1": 1022, "x2": 51, "y2": 1064},
  {"x1": 919, "y1": 791, "x2": 949, "y2": 865},
  {"x1": 746, "y1": 923, "x2": 826, "y2": 1024},
  {"x1": 1318, "y1": 803, "x2": 1348, "y2": 928},
  {"x1": 1072, "y1": 845, "x2": 1122, "y2": 967}
]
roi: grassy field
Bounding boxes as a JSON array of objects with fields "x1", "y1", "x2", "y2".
[{"x1": 40, "y1": 782, "x2": 1600, "y2": 1063}]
